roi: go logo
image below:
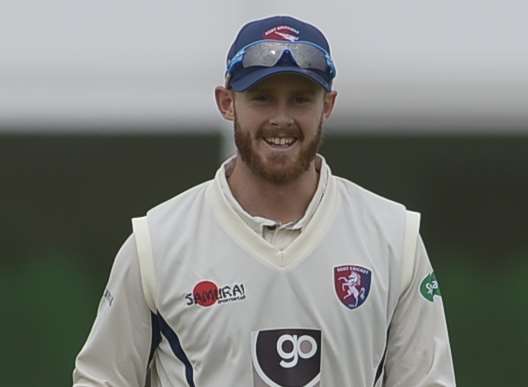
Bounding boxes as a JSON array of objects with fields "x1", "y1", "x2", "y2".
[
  {"x1": 277, "y1": 334, "x2": 318, "y2": 368},
  {"x1": 251, "y1": 328, "x2": 322, "y2": 387}
]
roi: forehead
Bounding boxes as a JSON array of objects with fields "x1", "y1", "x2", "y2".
[{"x1": 246, "y1": 73, "x2": 323, "y2": 94}]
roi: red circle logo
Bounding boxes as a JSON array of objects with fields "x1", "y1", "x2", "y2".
[{"x1": 193, "y1": 280, "x2": 219, "y2": 307}]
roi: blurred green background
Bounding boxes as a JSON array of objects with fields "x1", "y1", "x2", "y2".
[{"x1": 1, "y1": 132, "x2": 526, "y2": 386}]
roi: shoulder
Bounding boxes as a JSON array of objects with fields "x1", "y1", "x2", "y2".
[
  {"x1": 332, "y1": 175, "x2": 413, "y2": 244},
  {"x1": 134, "y1": 180, "x2": 214, "y2": 263},
  {"x1": 334, "y1": 175, "x2": 407, "y2": 215},
  {"x1": 146, "y1": 180, "x2": 211, "y2": 221},
  {"x1": 134, "y1": 180, "x2": 214, "y2": 243}
]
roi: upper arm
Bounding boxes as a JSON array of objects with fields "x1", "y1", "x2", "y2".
[
  {"x1": 72, "y1": 235, "x2": 154, "y2": 387},
  {"x1": 382, "y1": 235, "x2": 456, "y2": 387}
]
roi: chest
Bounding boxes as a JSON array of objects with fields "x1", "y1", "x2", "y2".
[{"x1": 157, "y1": 226, "x2": 395, "y2": 363}]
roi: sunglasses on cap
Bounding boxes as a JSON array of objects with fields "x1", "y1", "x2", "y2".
[{"x1": 225, "y1": 40, "x2": 336, "y2": 84}]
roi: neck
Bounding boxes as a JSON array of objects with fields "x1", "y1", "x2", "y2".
[{"x1": 227, "y1": 156, "x2": 320, "y2": 224}]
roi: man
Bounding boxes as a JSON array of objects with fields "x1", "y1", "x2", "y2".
[{"x1": 73, "y1": 15, "x2": 456, "y2": 387}]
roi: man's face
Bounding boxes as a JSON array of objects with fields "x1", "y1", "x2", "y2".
[{"x1": 232, "y1": 74, "x2": 329, "y2": 185}]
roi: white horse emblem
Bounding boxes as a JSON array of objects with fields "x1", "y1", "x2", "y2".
[{"x1": 338, "y1": 272, "x2": 366, "y2": 308}]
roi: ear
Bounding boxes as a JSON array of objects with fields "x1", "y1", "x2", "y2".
[
  {"x1": 322, "y1": 90, "x2": 338, "y2": 120},
  {"x1": 323, "y1": 90, "x2": 337, "y2": 120},
  {"x1": 215, "y1": 86, "x2": 235, "y2": 121}
]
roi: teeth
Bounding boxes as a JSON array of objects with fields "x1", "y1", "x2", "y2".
[{"x1": 266, "y1": 137, "x2": 295, "y2": 146}]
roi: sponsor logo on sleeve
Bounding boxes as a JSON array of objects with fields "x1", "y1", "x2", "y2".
[
  {"x1": 251, "y1": 328, "x2": 321, "y2": 387},
  {"x1": 334, "y1": 265, "x2": 372, "y2": 310},
  {"x1": 185, "y1": 280, "x2": 246, "y2": 307},
  {"x1": 420, "y1": 272, "x2": 441, "y2": 302},
  {"x1": 102, "y1": 288, "x2": 114, "y2": 307}
]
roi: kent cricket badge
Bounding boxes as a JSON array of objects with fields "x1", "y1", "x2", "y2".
[{"x1": 334, "y1": 265, "x2": 372, "y2": 310}]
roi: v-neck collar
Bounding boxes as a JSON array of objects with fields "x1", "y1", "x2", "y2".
[{"x1": 205, "y1": 158, "x2": 339, "y2": 270}]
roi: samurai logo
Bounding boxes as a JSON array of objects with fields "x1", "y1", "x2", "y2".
[
  {"x1": 251, "y1": 329, "x2": 321, "y2": 387},
  {"x1": 334, "y1": 265, "x2": 372, "y2": 310},
  {"x1": 185, "y1": 280, "x2": 246, "y2": 307},
  {"x1": 420, "y1": 272, "x2": 441, "y2": 302}
]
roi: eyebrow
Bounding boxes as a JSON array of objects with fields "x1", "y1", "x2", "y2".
[{"x1": 247, "y1": 87, "x2": 319, "y2": 95}]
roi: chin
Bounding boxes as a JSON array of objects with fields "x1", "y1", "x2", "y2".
[{"x1": 256, "y1": 154, "x2": 312, "y2": 185}]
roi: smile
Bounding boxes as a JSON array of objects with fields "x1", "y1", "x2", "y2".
[{"x1": 263, "y1": 137, "x2": 297, "y2": 147}]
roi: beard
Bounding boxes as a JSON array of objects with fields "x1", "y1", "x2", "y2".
[{"x1": 234, "y1": 117, "x2": 323, "y2": 185}]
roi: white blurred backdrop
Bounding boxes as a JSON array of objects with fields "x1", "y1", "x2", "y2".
[{"x1": 0, "y1": 0, "x2": 527, "y2": 133}]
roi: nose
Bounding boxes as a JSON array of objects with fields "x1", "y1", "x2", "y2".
[{"x1": 269, "y1": 106, "x2": 294, "y2": 128}]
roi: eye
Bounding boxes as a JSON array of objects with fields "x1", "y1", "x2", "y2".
[
  {"x1": 251, "y1": 94, "x2": 271, "y2": 102},
  {"x1": 294, "y1": 95, "x2": 312, "y2": 104}
]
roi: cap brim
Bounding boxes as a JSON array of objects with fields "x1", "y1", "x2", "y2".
[{"x1": 230, "y1": 66, "x2": 331, "y2": 92}]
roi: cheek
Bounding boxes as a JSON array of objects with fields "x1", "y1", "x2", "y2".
[
  {"x1": 235, "y1": 111, "x2": 267, "y2": 132},
  {"x1": 298, "y1": 111, "x2": 323, "y2": 132},
  {"x1": 234, "y1": 102, "x2": 268, "y2": 121},
  {"x1": 296, "y1": 103, "x2": 325, "y2": 122}
]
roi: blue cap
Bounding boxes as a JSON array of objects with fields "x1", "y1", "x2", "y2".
[{"x1": 226, "y1": 16, "x2": 335, "y2": 92}]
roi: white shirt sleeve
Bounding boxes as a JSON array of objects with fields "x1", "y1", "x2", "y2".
[
  {"x1": 382, "y1": 235, "x2": 456, "y2": 387},
  {"x1": 72, "y1": 235, "x2": 154, "y2": 387}
]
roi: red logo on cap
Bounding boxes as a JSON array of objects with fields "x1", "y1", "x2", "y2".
[{"x1": 264, "y1": 25, "x2": 300, "y2": 42}]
